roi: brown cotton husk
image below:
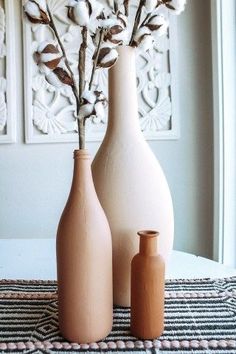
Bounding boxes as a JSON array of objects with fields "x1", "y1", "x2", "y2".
[
  {"x1": 45, "y1": 58, "x2": 62, "y2": 69},
  {"x1": 146, "y1": 23, "x2": 161, "y2": 31},
  {"x1": 25, "y1": 11, "x2": 50, "y2": 24},
  {"x1": 162, "y1": 0, "x2": 176, "y2": 10},
  {"x1": 117, "y1": 12, "x2": 127, "y2": 28},
  {"x1": 96, "y1": 47, "x2": 117, "y2": 68},
  {"x1": 53, "y1": 67, "x2": 74, "y2": 86},
  {"x1": 40, "y1": 44, "x2": 62, "y2": 69},
  {"x1": 99, "y1": 57, "x2": 118, "y2": 68},
  {"x1": 42, "y1": 44, "x2": 60, "y2": 54},
  {"x1": 133, "y1": 33, "x2": 147, "y2": 47},
  {"x1": 165, "y1": 4, "x2": 176, "y2": 10},
  {"x1": 104, "y1": 25, "x2": 124, "y2": 45},
  {"x1": 109, "y1": 25, "x2": 123, "y2": 35},
  {"x1": 67, "y1": 6, "x2": 76, "y2": 24},
  {"x1": 94, "y1": 47, "x2": 109, "y2": 61}
]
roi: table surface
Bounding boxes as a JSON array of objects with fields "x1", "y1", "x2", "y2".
[{"x1": 0, "y1": 239, "x2": 236, "y2": 280}]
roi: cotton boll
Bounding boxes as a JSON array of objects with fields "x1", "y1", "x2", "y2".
[
  {"x1": 146, "y1": 14, "x2": 169, "y2": 36},
  {"x1": 109, "y1": 28, "x2": 129, "y2": 45},
  {"x1": 82, "y1": 90, "x2": 97, "y2": 104},
  {"x1": 79, "y1": 90, "x2": 97, "y2": 119},
  {"x1": 144, "y1": 0, "x2": 158, "y2": 13},
  {"x1": 97, "y1": 47, "x2": 118, "y2": 68},
  {"x1": 133, "y1": 27, "x2": 155, "y2": 51},
  {"x1": 93, "y1": 91, "x2": 107, "y2": 122},
  {"x1": 165, "y1": 0, "x2": 186, "y2": 15},
  {"x1": 24, "y1": 0, "x2": 50, "y2": 24},
  {"x1": 24, "y1": 2, "x2": 41, "y2": 18},
  {"x1": 89, "y1": 0, "x2": 104, "y2": 19},
  {"x1": 102, "y1": 12, "x2": 128, "y2": 45},
  {"x1": 36, "y1": 0, "x2": 47, "y2": 12},
  {"x1": 138, "y1": 34, "x2": 154, "y2": 52},
  {"x1": 99, "y1": 17, "x2": 120, "y2": 29},
  {"x1": 79, "y1": 90, "x2": 107, "y2": 120},
  {"x1": 67, "y1": 0, "x2": 91, "y2": 26},
  {"x1": 68, "y1": 0, "x2": 104, "y2": 27},
  {"x1": 36, "y1": 42, "x2": 62, "y2": 70},
  {"x1": 79, "y1": 103, "x2": 95, "y2": 118},
  {"x1": 94, "y1": 101, "x2": 105, "y2": 120}
]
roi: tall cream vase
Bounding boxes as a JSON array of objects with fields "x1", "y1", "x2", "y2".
[
  {"x1": 92, "y1": 46, "x2": 174, "y2": 307},
  {"x1": 56, "y1": 149, "x2": 113, "y2": 343}
]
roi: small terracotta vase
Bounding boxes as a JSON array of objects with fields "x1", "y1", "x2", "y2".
[
  {"x1": 56, "y1": 149, "x2": 113, "y2": 343},
  {"x1": 131, "y1": 230, "x2": 165, "y2": 339}
]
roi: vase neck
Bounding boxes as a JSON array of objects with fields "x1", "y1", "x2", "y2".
[
  {"x1": 138, "y1": 230, "x2": 159, "y2": 256},
  {"x1": 107, "y1": 46, "x2": 141, "y2": 136},
  {"x1": 72, "y1": 150, "x2": 94, "y2": 193}
]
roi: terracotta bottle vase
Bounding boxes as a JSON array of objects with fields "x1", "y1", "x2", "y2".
[
  {"x1": 131, "y1": 230, "x2": 165, "y2": 339},
  {"x1": 56, "y1": 149, "x2": 113, "y2": 343},
  {"x1": 92, "y1": 46, "x2": 174, "y2": 307}
]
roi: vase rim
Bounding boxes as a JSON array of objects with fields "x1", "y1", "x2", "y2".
[
  {"x1": 117, "y1": 45, "x2": 135, "y2": 53},
  {"x1": 74, "y1": 149, "x2": 90, "y2": 159},
  {"x1": 137, "y1": 230, "x2": 159, "y2": 238}
]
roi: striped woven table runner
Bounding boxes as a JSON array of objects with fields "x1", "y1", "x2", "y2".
[{"x1": 0, "y1": 277, "x2": 235, "y2": 353}]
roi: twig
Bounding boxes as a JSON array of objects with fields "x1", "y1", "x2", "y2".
[
  {"x1": 129, "y1": 0, "x2": 145, "y2": 46},
  {"x1": 89, "y1": 29, "x2": 104, "y2": 90},
  {"x1": 77, "y1": 26, "x2": 88, "y2": 149},
  {"x1": 140, "y1": 1, "x2": 162, "y2": 27},
  {"x1": 114, "y1": 1, "x2": 118, "y2": 13},
  {"x1": 78, "y1": 119, "x2": 85, "y2": 150},
  {"x1": 47, "y1": 7, "x2": 80, "y2": 115},
  {"x1": 124, "y1": 0, "x2": 129, "y2": 17},
  {"x1": 78, "y1": 26, "x2": 88, "y2": 100}
]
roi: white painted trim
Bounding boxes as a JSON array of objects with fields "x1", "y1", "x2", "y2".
[
  {"x1": 0, "y1": 0, "x2": 17, "y2": 144},
  {"x1": 211, "y1": 0, "x2": 236, "y2": 267},
  {"x1": 168, "y1": 15, "x2": 180, "y2": 141}
]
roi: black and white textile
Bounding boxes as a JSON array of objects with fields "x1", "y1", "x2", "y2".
[{"x1": 0, "y1": 277, "x2": 235, "y2": 353}]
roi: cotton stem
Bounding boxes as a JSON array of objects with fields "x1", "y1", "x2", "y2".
[
  {"x1": 89, "y1": 29, "x2": 104, "y2": 90},
  {"x1": 79, "y1": 26, "x2": 88, "y2": 100},
  {"x1": 47, "y1": 6, "x2": 83, "y2": 147},
  {"x1": 129, "y1": 0, "x2": 145, "y2": 46}
]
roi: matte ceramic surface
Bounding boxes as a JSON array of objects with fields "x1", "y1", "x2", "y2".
[
  {"x1": 131, "y1": 231, "x2": 165, "y2": 339},
  {"x1": 57, "y1": 150, "x2": 113, "y2": 343},
  {"x1": 92, "y1": 46, "x2": 174, "y2": 307}
]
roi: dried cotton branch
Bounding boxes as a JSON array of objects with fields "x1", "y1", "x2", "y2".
[{"x1": 47, "y1": 7, "x2": 80, "y2": 113}]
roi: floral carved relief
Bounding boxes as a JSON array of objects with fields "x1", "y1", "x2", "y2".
[
  {"x1": 0, "y1": 0, "x2": 16, "y2": 144},
  {"x1": 24, "y1": 0, "x2": 179, "y2": 143}
]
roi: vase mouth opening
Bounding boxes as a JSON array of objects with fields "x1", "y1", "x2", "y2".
[
  {"x1": 137, "y1": 230, "x2": 159, "y2": 238},
  {"x1": 74, "y1": 149, "x2": 90, "y2": 160},
  {"x1": 117, "y1": 45, "x2": 136, "y2": 56}
]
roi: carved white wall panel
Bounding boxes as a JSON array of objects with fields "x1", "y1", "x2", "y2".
[
  {"x1": 0, "y1": 0, "x2": 16, "y2": 144},
  {"x1": 23, "y1": 0, "x2": 179, "y2": 143}
]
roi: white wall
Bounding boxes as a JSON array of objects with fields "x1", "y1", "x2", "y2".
[{"x1": 0, "y1": 0, "x2": 214, "y2": 258}]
